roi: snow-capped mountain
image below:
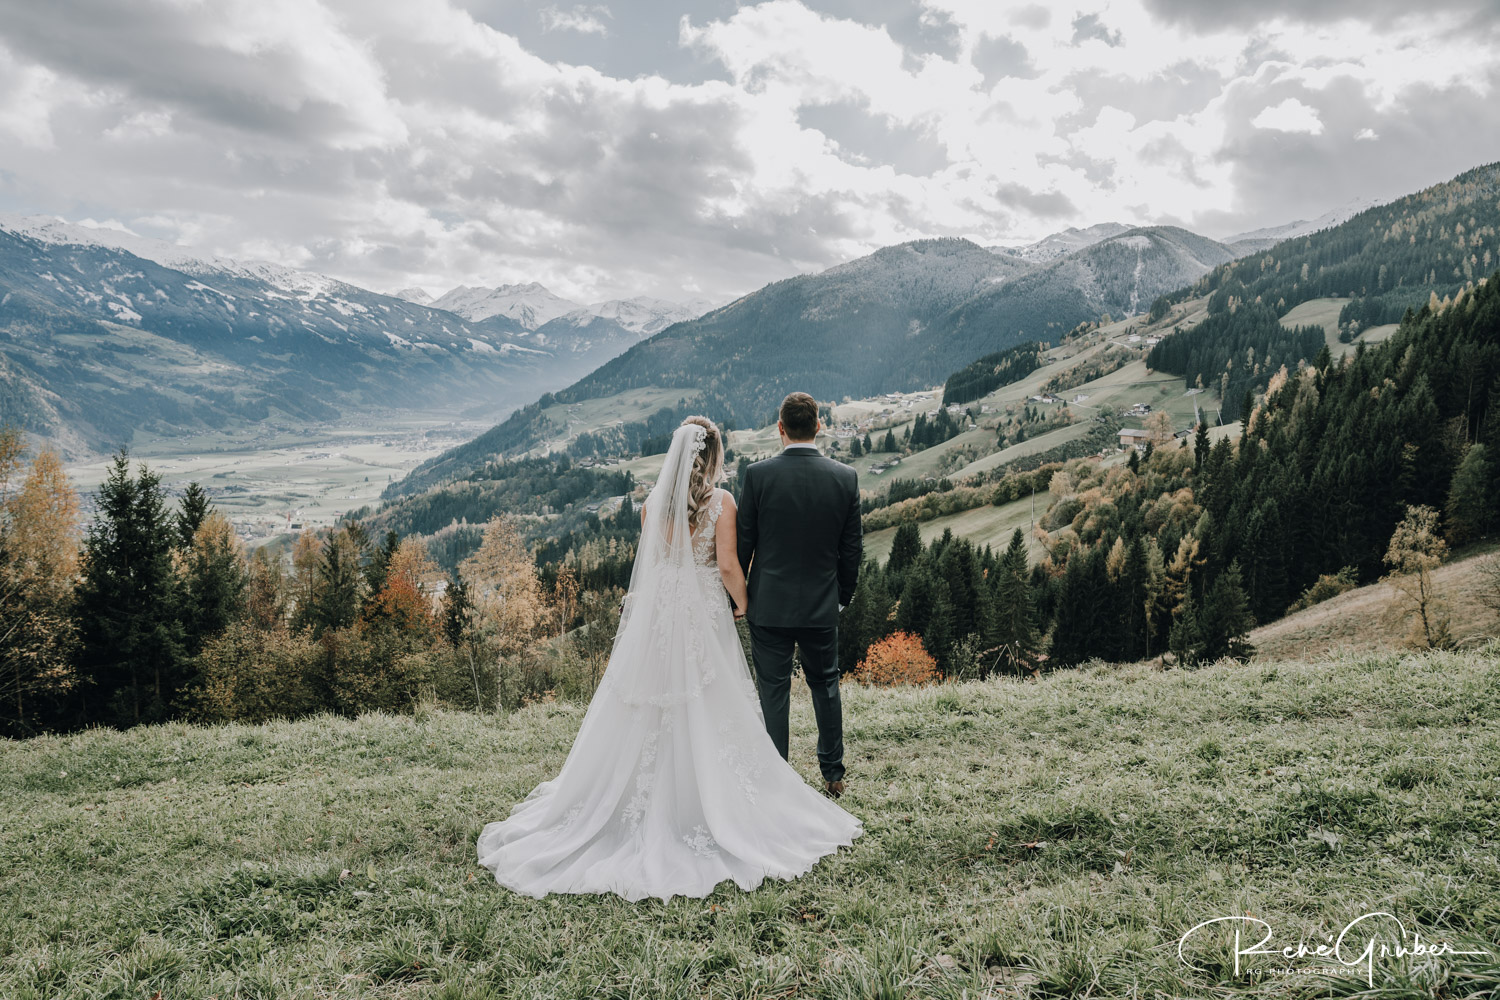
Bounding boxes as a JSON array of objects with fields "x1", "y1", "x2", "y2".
[
  {"x1": 576, "y1": 296, "x2": 709, "y2": 335},
  {"x1": 0, "y1": 216, "x2": 665, "y2": 455},
  {"x1": 1223, "y1": 197, "x2": 1384, "y2": 252},
  {"x1": 427, "y1": 282, "x2": 709, "y2": 336},
  {"x1": 394, "y1": 286, "x2": 433, "y2": 306},
  {"x1": 0, "y1": 213, "x2": 350, "y2": 299},
  {"x1": 990, "y1": 222, "x2": 1134, "y2": 262},
  {"x1": 429, "y1": 282, "x2": 580, "y2": 329}
]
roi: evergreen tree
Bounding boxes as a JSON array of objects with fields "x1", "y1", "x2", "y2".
[
  {"x1": 863, "y1": 432, "x2": 873, "y2": 452},
  {"x1": 1168, "y1": 592, "x2": 1203, "y2": 667},
  {"x1": 74, "y1": 451, "x2": 187, "y2": 727},
  {"x1": 1199, "y1": 561, "x2": 1255, "y2": 661},
  {"x1": 1445, "y1": 443, "x2": 1491, "y2": 545},
  {"x1": 1194, "y1": 423, "x2": 1210, "y2": 471},
  {"x1": 850, "y1": 436, "x2": 863, "y2": 458},
  {"x1": 887, "y1": 522, "x2": 923, "y2": 574},
  {"x1": 176, "y1": 482, "x2": 211, "y2": 550},
  {"x1": 882, "y1": 430, "x2": 897, "y2": 453},
  {"x1": 309, "y1": 528, "x2": 364, "y2": 636},
  {"x1": 440, "y1": 575, "x2": 475, "y2": 646},
  {"x1": 180, "y1": 509, "x2": 248, "y2": 655},
  {"x1": 991, "y1": 529, "x2": 1038, "y2": 673}
]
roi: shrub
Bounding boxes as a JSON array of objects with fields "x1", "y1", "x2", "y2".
[
  {"x1": 1287, "y1": 566, "x2": 1360, "y2": 614},
  {"x1": 852, "y1": 631, "x2": 939, "y2": 686},
  {"x1": 187, "y1": 623, "x2": 323, "y2": 724}
]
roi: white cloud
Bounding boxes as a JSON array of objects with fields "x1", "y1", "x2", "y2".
[
  {"x1": 1251, "y1": 97, "x2": 1325, "y2": 134},
  {"x1": 540, "y1": 5, "x2": 612, "y2": 36},
  {"x1": 0, "y1": 0, "x2": 1495, "y2": 303}
]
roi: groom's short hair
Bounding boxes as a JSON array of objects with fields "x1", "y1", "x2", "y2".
[{"x1": 780, "y1": 392, "x2": 819, "y2": 441}]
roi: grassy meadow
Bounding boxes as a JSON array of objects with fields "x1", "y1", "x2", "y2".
[{"x1": 4, "y1": 646, "x2": 1499, "y2": 998}]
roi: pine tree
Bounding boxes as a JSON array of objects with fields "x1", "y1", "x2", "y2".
[
  {"x1": 883, "y1": 430, "x2": 897, "y2": 453},
  {"x1": 850, "y1": 436, "x2": 863, "y2": 458},
  {"x1": 309, "y1": 528, "x2": 365, "y2": 637},
  {"x1": 1168, "y1": 592, "x2": 1203, "y2": 666},
  {"x1": 1445, "y1": 443, "x2": 1491, "y2": 545},
  {"x1": 176, "y1": 482, "x2": 210, "y2": 551},
  {"x1": 441, "y1": 576, "x2": 475, "y2": 646},
  {"x1": 991, "y1": 529, "x2": 1038, "y2": 673},
  {"x1": 74, "y1": 451, "x2": 187, "y2": 727},
  {"x1": 863, "y1": 432, "x2": 873, "y2": 452},
  {"x1": 887, "y1": 522, "x2": 923, "y2": 574},
  {"x1": 1199, "y1": 561, "x2": 1255, "y2": 661},
  {"x1": 181, "y1": 509, "x2": 248, "y2": 654},
  {"x1": 1194, "y1": 423, "x2": 1210, "y2": 471}
]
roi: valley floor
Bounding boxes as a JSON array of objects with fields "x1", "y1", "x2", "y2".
[{"x1": 4, "y1": 647, "x2": 1498, "y2": 998}]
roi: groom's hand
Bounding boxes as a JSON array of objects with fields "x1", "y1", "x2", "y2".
[{"x1": 733, "y1": 604, "x2": 747, "y2": 619}]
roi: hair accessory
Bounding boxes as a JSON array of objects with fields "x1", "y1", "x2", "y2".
[{"x1": 688, "y1": 424, "x2": 708, "y2": 455}]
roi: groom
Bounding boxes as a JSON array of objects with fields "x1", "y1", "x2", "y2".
[{"x1": 737, "y1": 392, "x2": 862, "y2": 798}]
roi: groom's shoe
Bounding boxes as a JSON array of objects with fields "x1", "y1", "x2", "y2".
[{"x1": 823, "y1": 779, "x2": 845, "y2": 799}]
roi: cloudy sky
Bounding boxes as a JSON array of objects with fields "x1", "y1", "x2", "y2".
[{"x1": 1, "y1": 0, "x2": 1497, "y2": 304}]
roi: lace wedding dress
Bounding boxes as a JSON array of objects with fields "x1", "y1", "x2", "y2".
[{"x1": 476, "y1": 423, "x2": 863, "y2": 902}]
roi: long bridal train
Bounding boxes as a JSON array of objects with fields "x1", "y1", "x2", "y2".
[{"x1": 476, "y1": 424, "x2": 861, "y2": 902}]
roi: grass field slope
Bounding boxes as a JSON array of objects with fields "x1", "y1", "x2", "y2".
[{"x1": 4, "y1": 648, "x2": 1498, "y2": 998}]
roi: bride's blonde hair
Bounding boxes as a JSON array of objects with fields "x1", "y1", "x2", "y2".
[{"x1": 681, "y1": 415, "x2": 723, "y2": 533}]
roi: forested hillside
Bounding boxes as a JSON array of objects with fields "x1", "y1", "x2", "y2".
[{"x1": 1148, "y1": 161, "x2": 1500, "y2": 418}]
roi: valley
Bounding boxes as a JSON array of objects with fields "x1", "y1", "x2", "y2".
[{"x1": 63, "y1": 411, "x2": 491, "y2": 544}]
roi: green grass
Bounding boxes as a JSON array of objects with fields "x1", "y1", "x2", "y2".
[
  {"x1": 4, "y1": 647, "x2": 1499, "y2": 998},
  {"x1": 862, "y1": 494, "x2": 1043, "y2": 566},
  {"x1": 1280, "y1": 298, "x2": 1401, "y2": 358}
]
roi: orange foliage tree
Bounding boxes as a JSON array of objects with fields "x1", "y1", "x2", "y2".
[{"x1": 851, "y1": 630, "x2": 939, "y2": 686}]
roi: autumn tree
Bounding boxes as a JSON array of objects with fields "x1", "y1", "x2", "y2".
[
  {"x1": 247, "y1": 546, "x2": 289, "y2": 630},
  {"x1": 461, "y1": 515, "x2": 551, "y2": 656},
  {"x1": 851, "y1": 631, "x2": 939, "y2": 686},
  {"x1": 1383, "y1": 504, "x2": 1452, "y2": 649},
  {"x1": 0, "y1": 446, "x2": 81, "y2": 735}
]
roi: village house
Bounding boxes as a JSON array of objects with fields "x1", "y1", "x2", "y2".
[{"x1": 1118, "y1": 428, "x2": 1154, "y2": 450}]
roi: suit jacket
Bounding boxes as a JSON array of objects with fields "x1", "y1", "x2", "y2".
[{"x1": 737, "y1": 444, "x2": 862, "y2": 629}]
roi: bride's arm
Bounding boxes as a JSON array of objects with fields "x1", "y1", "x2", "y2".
[{"x1": 714, "y1": 492, "x2": 749, "y2": 617}]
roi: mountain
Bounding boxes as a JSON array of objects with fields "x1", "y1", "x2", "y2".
[
  {"x1": 990, "y1": 222, "x2": 1133, "y2": 262},
  {"x1": 1149, "y1": 160, "x2": 1500, "y2": 419},
  {"x1": 429, "y1": 280, "x2": 710, "y2": 338},
  {"x1": 392, "y1": 227, "x2": 1241, "y2": 486},
  {"x1": 0, "y1": 219, "x2": 679, "y2": 455},
  {"x1": 943, "y1": 226, "x2": 1238, "y2": 344},
  {"x1": 394, "y1": 287, "x2": 433, "y2": 306},
  {"x1": 556, "y1": 237, "x2": 1037, "y2": 423},
  {"x1": 1221, "y1": 197, "x2": 1383, "y2": 255},
  {"x1": 583, "y1": 296, "x2": 711, "y2": 336},
  {"x1": 430, "y1": 281, "x2": 579, "y2": 329}
]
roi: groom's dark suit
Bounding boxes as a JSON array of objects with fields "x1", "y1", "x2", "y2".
[{"x1": 737, "y1": 443, "x2": 862, "y2": 783}]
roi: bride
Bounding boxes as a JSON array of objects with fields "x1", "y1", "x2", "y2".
[{"x1": 476, "y1": 415, "x2": 863, "y2": 902}]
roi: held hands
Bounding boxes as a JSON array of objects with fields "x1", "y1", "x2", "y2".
[{"x1": 733, "y1": 603, "x2": 747, "y2": 620}]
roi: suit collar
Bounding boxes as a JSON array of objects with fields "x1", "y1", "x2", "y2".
[{"x1": 781, "y1": 443, "x2": 820, "y2": 455}]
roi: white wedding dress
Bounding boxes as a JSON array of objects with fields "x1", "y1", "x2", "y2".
[{"x1": 476, "y1": 424, "x2": 863, "y2": 902}]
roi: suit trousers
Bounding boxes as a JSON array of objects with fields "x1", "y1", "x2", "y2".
[{"x1": 747, "y1": 622, "x2": 845, "y2": 783}]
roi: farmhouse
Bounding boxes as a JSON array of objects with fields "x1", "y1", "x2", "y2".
[{"x1": 1118, "y1": 428, "x2": 1154, "y2": 450}]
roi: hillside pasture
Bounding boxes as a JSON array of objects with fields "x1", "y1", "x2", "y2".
[
  {"x1": 1251, "y1": 545, "x2": 1500, "y2": 661},
  {"x1": 3, "y1": 647, "x2": 1497, "y2": 998}
]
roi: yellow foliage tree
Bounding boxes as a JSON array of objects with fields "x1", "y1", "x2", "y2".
[{"x1": 0, "y1": 446, "x2": 82, "y2": 733}]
